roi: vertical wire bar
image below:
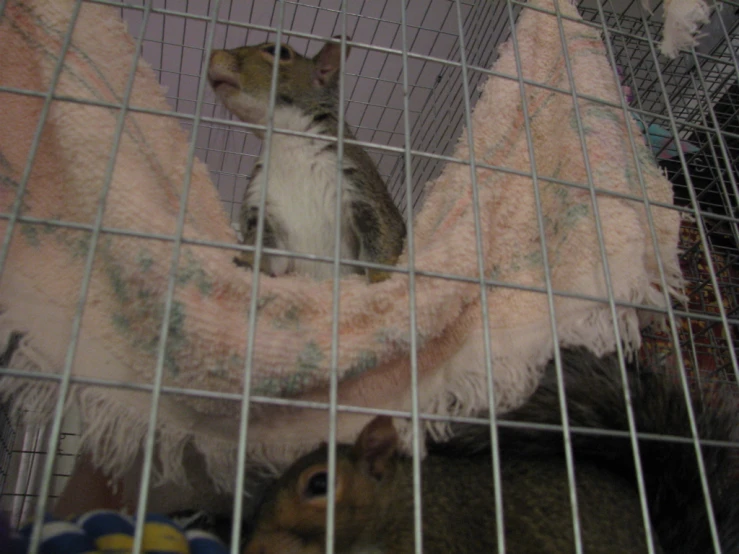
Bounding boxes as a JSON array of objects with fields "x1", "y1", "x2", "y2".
[
  {"x1": 192, "y1": 0, "x2": 227, "y2": 230},
  {"x1": 348, "y1": 1, "x2": 400, "y2": 148},
  {"x1": 9, "y1": 431, "x2": 35, "y2": 526},
  {"x1": 267, "y1": 3, "x2": 281, "y2": 37},
  {"x1": 229, "y1": 2, "x2": 288, "y2": 552},
  {"x1": 0, "y1": 0, "x2": 83, "y2": 275},
  {"x1": 284, "y1": 0, "x2": 299, "y2": 40},
  {"x1": 691, "y1": 78, "x2": 739, "y2": 191},
  {"x1": 220, "y1": 2, "x2": 238, "y2": 56},
  {"x1": 451, "y1": 0, "x2": 506, "y2": 550},
  {"x1": 0, "y1": 0, "x2": 8, "y2": 21},
  {"x1": 174, "y1": 0, "x2": 200, "y2": 115},
  {"x1": 399, "y1": 3, "x2": 424, "y2": 553},
  {"x1": 196, "y1": 0, "x2": 226, "y2": 216},
  {"x1": 688, "y1": 63, "x2": 739, "y2": 367},
  {"x1": 594, "y1": 0, "x2": 723, "y2": 525},
  {"x1": 244, "y1": 1, "x2": 261, "y2": 45},
  {"x1": 208, "y1": 0, "x2": 245, "y2": 225},
  {"x1": 608, "y1": 21, "x2": 649, "y2": 118},
  {"x1": 381, "y1": 0, "x2": 454, "y2": 179},
  {"x1": 397, "y1": 1, "x2": 467, "y2": 214},
  {"x1": 130, "y1": 2, "x2": 223, "y2": 552},
  {"x1": 26, "y1": 3, "x2": 154, "y2": 552},
  {"x1": 304, "y1": 3, "x2": 325, "y2": 53},
  {"x1": 502, "y1": 1, "x2": 585, "y2": 551},
  {"x1": 688, "y1": 66, "x2": 739, "y2": 252},
  {"x1": 683, "y1": 312, "x2": 706, "y2": 402},
  {"x1": 687, "y1": 72, "x2": 739, "y2": 270},
  {"x1": 156, "y1": 0, "x2": 167, "y2": 84},
  {"x1": 713, "y1": 1, "x2": 739, "y2": 77},
  {"x1": 219, "y1": 1, "x2": 243, "y2": 223},
  {"x1": 26, "y1": 428, "x2": 49, "y2": 522},
  {"x1": 636, "y1": 7, "x2": 729, "y2": 550},
  {"x1": 387, "y1": 1, "x2": 456, "y2": 207},
  {"x1": 325, "y1": 7, "x2": 349, "y2": 554},
  {"x1": 550, "y1": 1, "x2": 660, "y2": 551},
  {"x1": 14, "y1": 427, "x2": 47, "y2": 528},
  {"x1": 0, "y1": 405, "x2": 16, "y2": 499}
]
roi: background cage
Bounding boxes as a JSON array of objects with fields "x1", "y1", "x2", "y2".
[{"x1": 1, "y1": 0, "x2": 737, "y2": 549}]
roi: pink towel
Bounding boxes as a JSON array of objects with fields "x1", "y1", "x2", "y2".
[{"x1": 0, "y1": 0, "x2": 683, "y2": 500}]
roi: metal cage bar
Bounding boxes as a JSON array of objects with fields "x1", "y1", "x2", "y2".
[{"x1": 1, "y1": 0, "x2": 738, "y2": 553}]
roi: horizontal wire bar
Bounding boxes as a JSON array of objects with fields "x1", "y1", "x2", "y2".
[
  {"x1": 1, "y1": 365, "x2": 736, "y2": 450},
  {"x1": 3, "y1": 215, "x2": 737, "y2": 326}
]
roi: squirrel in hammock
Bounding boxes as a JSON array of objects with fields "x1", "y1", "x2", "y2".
[
  {"x1": 207, "y1": 36, "x2": 405, "y2": 282},
  {"x1": 242, "y1": 348, "x2": 738, "y2": 554}
]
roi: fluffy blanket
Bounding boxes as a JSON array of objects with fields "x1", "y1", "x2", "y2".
[{"x1": 0, "y1": 0, "x2": 690, "y2": 496}]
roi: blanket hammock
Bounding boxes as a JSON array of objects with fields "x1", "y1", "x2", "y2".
[{"x1": 0, "y1": 0, "x2": 698, "y2": 503}]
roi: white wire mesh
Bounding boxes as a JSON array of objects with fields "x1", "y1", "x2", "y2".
[{"x1": 0, "y1": 0, "x2": 737, "y2": 552}]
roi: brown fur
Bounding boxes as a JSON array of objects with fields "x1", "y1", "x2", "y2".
[{"x1": 243, "y1": 349, "x2": 738, "y2": 553}]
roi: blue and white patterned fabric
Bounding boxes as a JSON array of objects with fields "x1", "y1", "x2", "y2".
[{"x1": 7, "y1": 510, "x2": 228, "y2": 554}]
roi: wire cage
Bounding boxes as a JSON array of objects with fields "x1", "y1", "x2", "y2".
[
  {"x1": 0, "y1": 0, "x2": 738, "y2": 551},
  {"x1": 583, "y1": 1, "x2": 739, "y2": 391}
]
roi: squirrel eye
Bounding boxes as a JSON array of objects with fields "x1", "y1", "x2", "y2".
[
  {"x1": 261, "y1": 44, "x2": 292, "y2": 61},
  {"x1": 303, "y1": 471, "x2": 328, "y2": 498}
]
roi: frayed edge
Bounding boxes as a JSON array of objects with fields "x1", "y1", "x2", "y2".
[
  {"x1": 193, "y1": 435, "x2": 239, "y2": 492},
  {"x1": 410, "y1": 300, "x2": 648, "y2": 451},
  {"x1": 0, "y1": 242, "x2": 686, "y2": 495},
  {"x1": 659, "y1": 0, "x2": 711, "y2": 58},
  {"x1": 0, "y1": 378, "x2": 66, "y2": 428},
  {"x1": 194, "y1": 434, "x2": 322, "y2": 494}
]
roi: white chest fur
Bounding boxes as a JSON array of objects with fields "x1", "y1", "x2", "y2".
[{"x1": 243, "y1": 107, "x2": 358, "y2": 280}]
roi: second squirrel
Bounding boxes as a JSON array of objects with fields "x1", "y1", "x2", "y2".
[{"x1": 243, "y1": 348, "x2": 738, "y2": 554}]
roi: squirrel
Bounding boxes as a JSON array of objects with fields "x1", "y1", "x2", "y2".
[
  {"x1": 242, "y1": 348, "x2": 738, "y2": 553},
  {"x1": 207, "y1": 36, "x2": 406, "y2": 282}
]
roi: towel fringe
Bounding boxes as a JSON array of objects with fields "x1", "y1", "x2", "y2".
[{"x1": 653, "y1": 0, "x2": 711, "y2": 58}]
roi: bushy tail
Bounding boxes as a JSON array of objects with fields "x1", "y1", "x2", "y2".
[{"x1": 437, "y1": 348, "x2": 739, "y2": 554}]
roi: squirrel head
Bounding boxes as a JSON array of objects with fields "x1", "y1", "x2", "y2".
[
  {"x1": 243, "y1": 416, "x2": 399, "y2": 554},
  {"x1": 208, "y1": 36, "x2": 351, "y2": 131}
]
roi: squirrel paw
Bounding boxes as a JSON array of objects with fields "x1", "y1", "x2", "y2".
[
  {"x1": 367, "y1": 268, "x2": 392, "y2": 283},
  {"x1": 233, "y1": 251, "x2": 273, "y2": 275},
  {"x1": 233, "y1": 251, "x2": 255, "y2": 270}
]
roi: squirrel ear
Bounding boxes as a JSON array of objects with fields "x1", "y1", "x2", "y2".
[
  {"x1": 312, "y1": 36, "x2": 352, "y2": 87},
  {"x1": 353, "y1": 416, "x2": 398, "y2": 479}
]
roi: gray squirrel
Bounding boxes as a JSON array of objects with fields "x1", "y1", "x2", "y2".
[
  {"x1": 207, "y1": 36, "x2": 406, "y2": 282},
  {"x1": 242, "y1": 348, "x2": 738, "y2": 553}
]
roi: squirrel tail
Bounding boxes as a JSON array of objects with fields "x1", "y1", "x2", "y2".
[{"x1": 436, "y1": 348, "x2": 739, "y2": 554}]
